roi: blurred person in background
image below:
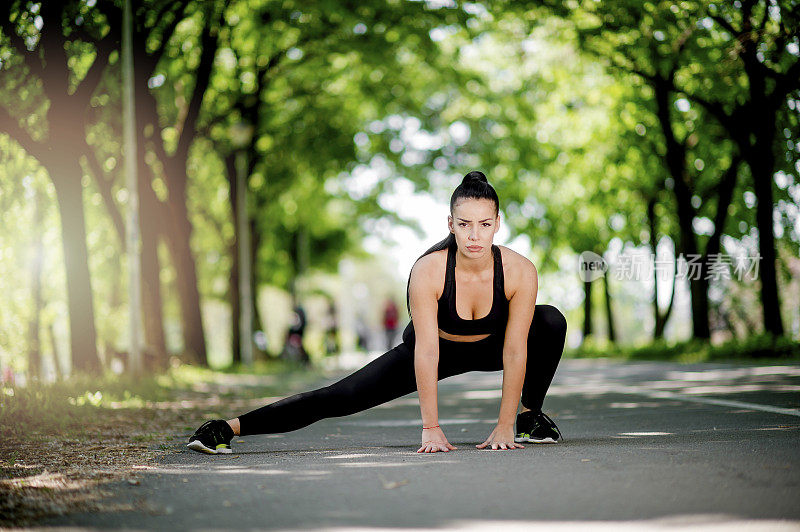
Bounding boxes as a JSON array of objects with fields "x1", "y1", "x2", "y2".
[
  {"x1": 383, "y1": 299, "x2": 399, "y2": 350},
  {"x1": 324, "y1": 297, "x2": 339, "y2": 356},
  {"x1": 282, "y1": 305, "x2": 309, "y2": 365}
]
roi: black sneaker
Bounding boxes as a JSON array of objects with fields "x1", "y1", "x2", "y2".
[
  {"x1": 187, "y1": 420, "x2": 234, "y2": 454},
  {"x1": 514, "y1": 411, "x2": 562, "y2": 444}
]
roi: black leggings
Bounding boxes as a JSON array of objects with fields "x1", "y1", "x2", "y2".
[{"x1": 238, "y1": 304, "x2": 567, "y2": 436}]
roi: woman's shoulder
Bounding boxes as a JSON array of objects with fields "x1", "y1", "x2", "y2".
[
  {"x1": 409, "y1": 249, "x2": 448, "y2": 298},
  {"x1": 497, "y1": 245, "x2": 535, "y2": 269},
  {"x1": 411, "y1": 249, "x2": 448, "y2": 277},
  {"x1": 497, "y1": 245, "x2": 538, "y2": 290}
]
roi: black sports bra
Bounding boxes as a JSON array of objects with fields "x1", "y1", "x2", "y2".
[{"x1": 436, "y1": 244, "x2": 509, "y2": 336}]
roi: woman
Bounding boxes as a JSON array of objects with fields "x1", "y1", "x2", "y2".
[{"x1": 188, "y1": 171, "x2": 567, "y2": 454}]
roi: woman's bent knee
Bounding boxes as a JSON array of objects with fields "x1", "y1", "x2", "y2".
[{"x1": 533, "y1": 304, "x2": 567, "y2": 336}]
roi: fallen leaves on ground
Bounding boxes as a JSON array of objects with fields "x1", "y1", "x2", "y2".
[
  {"x1": 377, "y1": 473, "x2": 409, "y2": 490},
  {"x1": 0, "y1": 371, "x2": 321, "y2": 527}
]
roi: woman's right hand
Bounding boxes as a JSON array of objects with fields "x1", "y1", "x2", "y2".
[{"x1": 417, "y1": 426, "x2": 457, "y2": 453}]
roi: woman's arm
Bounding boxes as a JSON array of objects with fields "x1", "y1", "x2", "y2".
[
  {"x1": 409, "y1": 255, "x2": 456, "y2": 453},
  {"x1": 477, "y1": 254, "x2": 538, "y2": 450}
]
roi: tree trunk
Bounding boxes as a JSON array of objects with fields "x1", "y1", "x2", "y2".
[
  {"x1": 162, "y1": 170, "x2": 208, "y2": 365},
  {"x1": 227, "y1": 158, "x2": 268, "y2": 364},
  {"x1": 130, "y1": 46, "x2": 173, "y2": 369},
  {"x1": 747, "y1": 152, "x2": 784, "y2": 336},
  {"x1": 32, "y1": 2, "x2": 103, "y2": 373},
  {"x1": 653, "y1": 80, "x2": 710, "y2": 339},
  {"x1": 147, "y1": 9, "x2": 221, "y2": 367},
  {"x1": 135, "y1": 63, "x2": 208, "y2": 366},
  {"x1": 139, "y1": 187, "x2": 168, "y2": 368},
  {"x1": 27, "y1": 187, "x2": 44, "y2": 381},
  {"x1": 740, "y1": 12, "x2": 785, "y2": 337},
  {"x1": 47, "y1": 157, "x2": 102, "y2": 373},
  {"x1": 226, "y1": 154, "x2": 242, "y2": 364},
  {"x1": 48, "y1": 322, "x2": 63, "y2": 382},
  {"x1": 164, "y1": 212, "x2": 208, "y2": 365},
  {"x1": 582, "y1": 280, "x2": 593, "y2": 340},
  {"x1": 230, "y1": 240, "x2": 242, "y2": 365},
  {"x1": 646, "y1": 201, "x2": 678, "y2": 339},
  {"x1": 656, "y1": 255, "x2": 677, "y2": 339},
  {"x1": 602, "y1": 272, "x2": 616, "y2": 343},
  {"x1": 688, "y1": 276, "x2": 711, "y2": 339},
  {"x1": 647, "y1": 198, "x2": 663, "y2": 339},
  {"x1": 136, "y1": 144, "x2": 168, "y2": 368},
  {"x1": 250, "y1": 218, "x2": 268, "y2": 359}
]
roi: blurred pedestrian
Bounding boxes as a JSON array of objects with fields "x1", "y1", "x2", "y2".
[
  {"x1": 2, "y1": 366, "x2": 14, "y2": 387},
  {"x1": 383, "y1": 299, "x2": 399, "y2": 350},
  {"x1": 324, "y1": 298, "x2": 339, "y2": 356},
  {"x1": 283, "y1": 305, "x2": 309, "y2": 364}
]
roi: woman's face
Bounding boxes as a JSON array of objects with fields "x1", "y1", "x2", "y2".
[{"x1": 448, "y1": 198, "x2": 500, "y2": 257}]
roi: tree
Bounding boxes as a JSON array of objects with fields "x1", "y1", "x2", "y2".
[
  {"x1": 529, "y1": 0, "x2": 799, "y2": 337},
  {"x1": 0, "y1": 1, "x2": 118, "y2": 372},
  {"x1": 199, "y1": 0, "x2": 474, "y2": 359},
  {"x1": 676, "y1": 1, "x2": 800, "y2": 336},
  {"x1": 383, "y1": 13, "x2": 644, "y2": 342}
]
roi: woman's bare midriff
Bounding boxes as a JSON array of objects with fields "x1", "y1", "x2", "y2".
[{"x1": 438, "y1": 329, "x2": 491, "y2": 342}]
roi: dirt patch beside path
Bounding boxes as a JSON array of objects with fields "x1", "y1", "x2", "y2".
[{"x1": 0, "y1": 366, "x2": 329, "y2": 527}]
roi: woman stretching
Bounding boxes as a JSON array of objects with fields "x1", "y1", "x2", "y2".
[{"x1": 188, "y1": 171, "x2": 567, "y2": 454}]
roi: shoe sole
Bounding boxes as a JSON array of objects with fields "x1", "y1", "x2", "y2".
[
  {"x1": 528, "y1": 437, "x2": 558, "y2": 444},
  {"x1": 514, "y1": 436, "x2": 558, "y2": 444},
  {"x1": 187, "y1": 440, "x2": 232, "y2": 454}
]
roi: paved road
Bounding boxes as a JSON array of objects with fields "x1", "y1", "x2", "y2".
[{"x1": 44, "y1": 358, "x2": 800, "y2": 531}]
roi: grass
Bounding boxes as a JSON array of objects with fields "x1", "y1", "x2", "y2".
[
  {"x1": 0, "y1": 359, "x2": 329, "y2": 436},
  {"x1": 0, "y1": 359, "x2": 330, "y2": 527},
  {"x1": 1, "y1": 372, "x2": 166, "y2": 439},
  {"x1": 568, "y1": 333, "x2": 800, "y2": 364}
]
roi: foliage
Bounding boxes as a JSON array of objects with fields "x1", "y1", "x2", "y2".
[
  {"x1": 0, "y1": 0, "x2": 481, "y2": 369},
  {"x1": 571, "y1": 332, "x2": 800, "y2": 363},
  {"x1": 1, "y1": 0, "x2": 798, "y2": 376}
]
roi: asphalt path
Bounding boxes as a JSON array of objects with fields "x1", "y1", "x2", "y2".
[{"x1": 42, "y1": 358, "x2": 800, "y2": 531}]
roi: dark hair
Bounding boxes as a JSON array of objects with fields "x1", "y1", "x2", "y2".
[{"x1": 405, "y1": 170, "x2": 499, "y2": 314}]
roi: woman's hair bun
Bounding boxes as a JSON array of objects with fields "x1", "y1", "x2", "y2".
[{"x1": 462, "y1": 170, "x2": 488, "y2": 184}]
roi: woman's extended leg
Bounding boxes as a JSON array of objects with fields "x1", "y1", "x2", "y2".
[
  {"x1": 236, "y1": 342, "x2": 418, "y2": 436},
  {"x1": 233, "y1": 328, "x2": 495, "y2": 437}
]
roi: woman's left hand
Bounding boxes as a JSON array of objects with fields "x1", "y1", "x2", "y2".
[{"x1": 476, "y1": 424, "x2": 524, "y2": 450}]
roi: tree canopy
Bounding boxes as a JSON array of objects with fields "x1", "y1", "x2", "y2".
[{"x1": 1, "y1": 0, "x2": 797, "y2": 376}]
